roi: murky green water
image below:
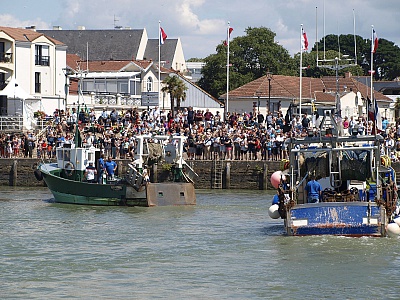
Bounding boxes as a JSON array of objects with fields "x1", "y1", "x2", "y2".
[{"x1": 1, "y1": 187, "x2": 400, "y2": 299}]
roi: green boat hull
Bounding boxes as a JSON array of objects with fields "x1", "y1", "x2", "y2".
[
  {"x1": 39, "y1": 164, "x2": 148, "y2": 206},
  {"x1": 38, "y1": 163, "x2": 196, "y2": 206}
]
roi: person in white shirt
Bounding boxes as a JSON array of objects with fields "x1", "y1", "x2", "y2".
[{"x1": 85, "y1": 162, "x2": 97, "y2": 183}]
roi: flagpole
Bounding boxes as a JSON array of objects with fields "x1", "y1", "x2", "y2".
[
  {"x1": 370, "y1": 25, "x2": 374, "y2": 135},
  {"x1": 226, "y1": 21, "x2": 230, "y2": 119},
  {"x1": 158, "y1": 20, "x2": 161, "y2": 107},
  {"x1": 299, "y1": 24, "x2": 303, "y2": 119}
]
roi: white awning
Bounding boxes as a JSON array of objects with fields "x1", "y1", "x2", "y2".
[{"x1": 0, "y1": 77, "x2": 34, "y2": 100}]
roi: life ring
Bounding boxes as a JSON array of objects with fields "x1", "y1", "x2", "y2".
[
  {"x1": 281, "y1": 159, "x2": 290, "y2": 170},
  {"x1": 381, "y1": 155, "x2": 390, "y2": 167},
  {"x1": 34, "y1": 169, "x2": 43, "y2": 181},
  {"x1": 64, "y1": 162, "x2": 75, "y2": 177}
]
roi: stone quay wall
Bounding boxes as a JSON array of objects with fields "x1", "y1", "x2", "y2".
[{"x1": 2, "y1": 159, "x2": 400, "y2": 190}]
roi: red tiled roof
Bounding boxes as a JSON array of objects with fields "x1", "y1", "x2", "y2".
[
  {"x1": 0, "y1": 26, "x2": 64, "y2": 45},
  {"x1": 222, "y1": 74, "x2": 391, "y2": 102}
]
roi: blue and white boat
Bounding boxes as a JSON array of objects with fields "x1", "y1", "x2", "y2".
[{"x1": 269, "y1": 111, "x2": 398, "y2": 236}]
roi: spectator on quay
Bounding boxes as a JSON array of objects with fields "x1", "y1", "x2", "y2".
[
  {"x1": 224, "y1": 133, "x2": 233, "y2": 160},
  {"x1": 247, "y1": 133, "x2": 256, "y2": 160},
  {"x1": 301, "y1": 113, "x2": 310, "y2": 129},
  {"x1": 343, "y1": 116, "x2": 349, "y2": 133},
  {"x1": 187, "y1": 106, "x2": 195, "y2": 129},
  {"x1": 257, "y1": 111, "x2": 265, "y2": 125},
  {"x1": 382, "y1": 117, "x2": 389, "y2": 133},
  {"x1": 78, "y1": 108, "x2": 86, "y2": 124},
  {"x1": 12, "y1": 135, "x2": 20, "y2": 158},
  {"x1": 240, "y1": 134, "x2": 248, "y2": 160},
  {"x1": 203, "y1": 132, "x2": 212, "y2": 160},
  {"x1": 204, "y1": 109, "x2": 214, "y2": 127},
  {"x1": 233, "y1": 133, "x2": 242, "y2": 160},
  {"x1": 187, "y1": 134, "x2": 196, "y2": 160},
  {"x1": 266, "y1": 111, "x2": 273, "y2": 127},
  {"x1": 214, "y1": 111, "x2": 222, "y2": 126},
  {"x1": 24, "y1": 131, "x2": 35, "y2": 158}
]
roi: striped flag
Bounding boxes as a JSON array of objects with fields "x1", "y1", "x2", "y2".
[
  {"x1": 160, "y1": 27, "x2": 167, "y2": 45},
  {"x1": 223, "y1": 27, "x2": 233, "y2": 46},
  {"x1": 372, "y1": 29, "x2": 378, "y2": 53},
  {"x1": 301, "y1": 27, "x2": 308, "y2": 51}
]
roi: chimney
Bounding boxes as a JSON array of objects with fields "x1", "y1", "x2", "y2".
[
  {"x1": 345, "y1": 71, "x2": 352, "y2": 78},
  {"x1": 53, "y1": 26, "x2": 63, "y2": 30},
  {"x1": 25, "y1": 25, "x2": 36, "y2": 31},
  {"x1": 77, "y1": 26, "x2": 86, "y2": 31}
]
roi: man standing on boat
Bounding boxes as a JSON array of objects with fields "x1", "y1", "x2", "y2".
[
  {"x1": 104, "y1": 156, "x2": 117, "y2": 181},
  {"x1": 85, "y1": 162, "x2": 97, "y2": 183},
  {"x1": 97, "y1": 154, "x2": 105, "y2": 184},
  {"x1": 305, "y1": 174, "x2": 321, "y2": 203}
]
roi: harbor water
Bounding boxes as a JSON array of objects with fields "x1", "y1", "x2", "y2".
[{"x1": 2, "y1": 187, "x2": 400, "y2": 299}]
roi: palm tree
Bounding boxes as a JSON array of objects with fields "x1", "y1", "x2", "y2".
[
  {"x1": 161, "y1": 75, "x2": 188, "y2": 112},
  {"x1": 395, "y1": 97, "x2": 400, "y2": 122}
]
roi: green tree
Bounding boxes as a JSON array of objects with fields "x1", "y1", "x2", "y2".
[
  {"x1": 313, "y1": 34, "x2": 400, "y2": 80},
  {"x1": 161, "y1": 75, "x2": 188, "y2": 112},
  {"x1": 198, "y1": 26, "x2": 295, "y2": 98}
]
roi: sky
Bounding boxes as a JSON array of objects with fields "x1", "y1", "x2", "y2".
[{"x1": 1, "y1": 0, "x2": 400, "y2": 60}]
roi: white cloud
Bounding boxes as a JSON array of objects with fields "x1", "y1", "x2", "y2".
[
  {"x1": 0, "y1": 14, "x2": 50, "y2": 29},
  {"x1": 175, "y1": 0, "x2": 225, "y2": 35}
]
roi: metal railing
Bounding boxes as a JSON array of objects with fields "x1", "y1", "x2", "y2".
[
  {"x1": 0, "y1": 116, "x2": 23, "y2": 131},
  {"x1": 0, "y1": 52, "x2": 13, "y2": 63},
  {"x1": 35, "y1": 55, "x2": 50, "y2": 66}
]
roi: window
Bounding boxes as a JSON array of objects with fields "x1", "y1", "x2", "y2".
[
  {"x1": 35, "y1": 72, "x2": 41, "y2": 93},
  {"x1": 35, "y1": 45, "x2": 49, "y2": 66},
  {"x1": 146, "y1": 77, "x2": 153, "y2": 92},
  {"x1": 0, "y1": 73, "x2": 5, "y2": 90}
]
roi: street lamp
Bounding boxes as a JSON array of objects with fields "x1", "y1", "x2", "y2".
[
  {"x1": 266, "y1": 71, "x2": 273, "y2": 114},
  {"x1": 255, "y1": 90, "x2": 262, "y2": 114}
]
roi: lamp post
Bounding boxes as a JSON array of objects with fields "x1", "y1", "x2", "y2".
[
  {"x1": 266, "y1": 71, "x2": 273, "y2": 114},
  {"x1": 255, "y1": 90, "x2": 262, "y2": 114}
]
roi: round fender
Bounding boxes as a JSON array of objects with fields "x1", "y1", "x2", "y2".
[{"x1": 34, "y1": 169, "x2": 43, "y2": 181}]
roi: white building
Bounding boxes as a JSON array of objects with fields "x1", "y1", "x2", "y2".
[{"x1": 0, "y1": 26, "x2": 67, "y2": 129}]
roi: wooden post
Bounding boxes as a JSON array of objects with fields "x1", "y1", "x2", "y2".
[
  {"x1": 225, "y1": 162, "x2": 231, "y2": 189},
  {"x1": 11, "y1": 160, "x2": 17, "y2": 186},
  {"x1": 263, "y1": 163, "x2": 268, "y2": 190},
  {"x1": 152, "y1": 163, "x2": 158, "y2": 183}
]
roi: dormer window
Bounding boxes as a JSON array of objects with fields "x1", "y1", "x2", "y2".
[{"x1": 35, "y1": 45, "x2": 49, "y2": 66}]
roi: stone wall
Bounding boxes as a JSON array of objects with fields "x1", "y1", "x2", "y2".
[{"x1": 2, "y1": 158, "x2": 399, "y2": 190}]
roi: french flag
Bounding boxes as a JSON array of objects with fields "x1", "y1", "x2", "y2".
[
  {"x1": 223, "y1": 27, "x2": 233, "y2": 46},
  {"x1": 301, "y1": 28, "x2": 308, "y2": 51},
  {"x1": 160, "y1": 27, "x2": 167, "y2": 45},
  {"x1": 372, "y1": 29, "x2": 378, "y2": 53}
]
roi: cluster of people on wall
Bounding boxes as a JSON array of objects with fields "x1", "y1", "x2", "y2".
[{"x1": 0, "y1": 105, "x2": 398, "y2": 164}]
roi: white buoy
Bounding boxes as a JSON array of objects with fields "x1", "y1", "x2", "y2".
[
  {"x1": 268, "y1": 204, "x2": 280, "y2": 219},
  {"x1": 386, "y1": 222, "x2": 400, "y2": 238},
  {"x1": 394, "y1": 216, "x2": 400, "y2": 227}
]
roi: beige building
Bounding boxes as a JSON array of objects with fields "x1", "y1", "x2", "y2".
[{"x1": 0, "y1": 26, "x2": 67, "y2": 129}]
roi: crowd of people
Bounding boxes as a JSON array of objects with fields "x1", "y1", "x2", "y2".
[{"x1": 0, "y1": 105, "x2": 399, "y2": 163}]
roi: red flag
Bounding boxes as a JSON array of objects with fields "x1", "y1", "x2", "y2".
[
  {"x1": 160, "y1": 27, "x2": 167, "y2": 45},
  {"x1": 223, "y1": 27, "x2": 233, "y2": 46},
  {"x1": 372, "y1": 29, "x2": 378, "y2": 53},
  {"x1": 301, "y1": 28, "x2": 308, "y2": 51}
]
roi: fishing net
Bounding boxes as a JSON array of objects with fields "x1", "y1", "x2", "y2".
[{"x1": 340, "y1": 149, "x2": 371, "y2": 180}]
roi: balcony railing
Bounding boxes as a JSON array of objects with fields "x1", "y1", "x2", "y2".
[
  {"x1": 0, "y1": 52, "x2": 13, "y2": 63},
  {"x1": 0, "y1": 116, "x2": 23, "y2": 131},
  {"x1": 35, "y1": 55, "x2": 50, "y2": 66}
]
